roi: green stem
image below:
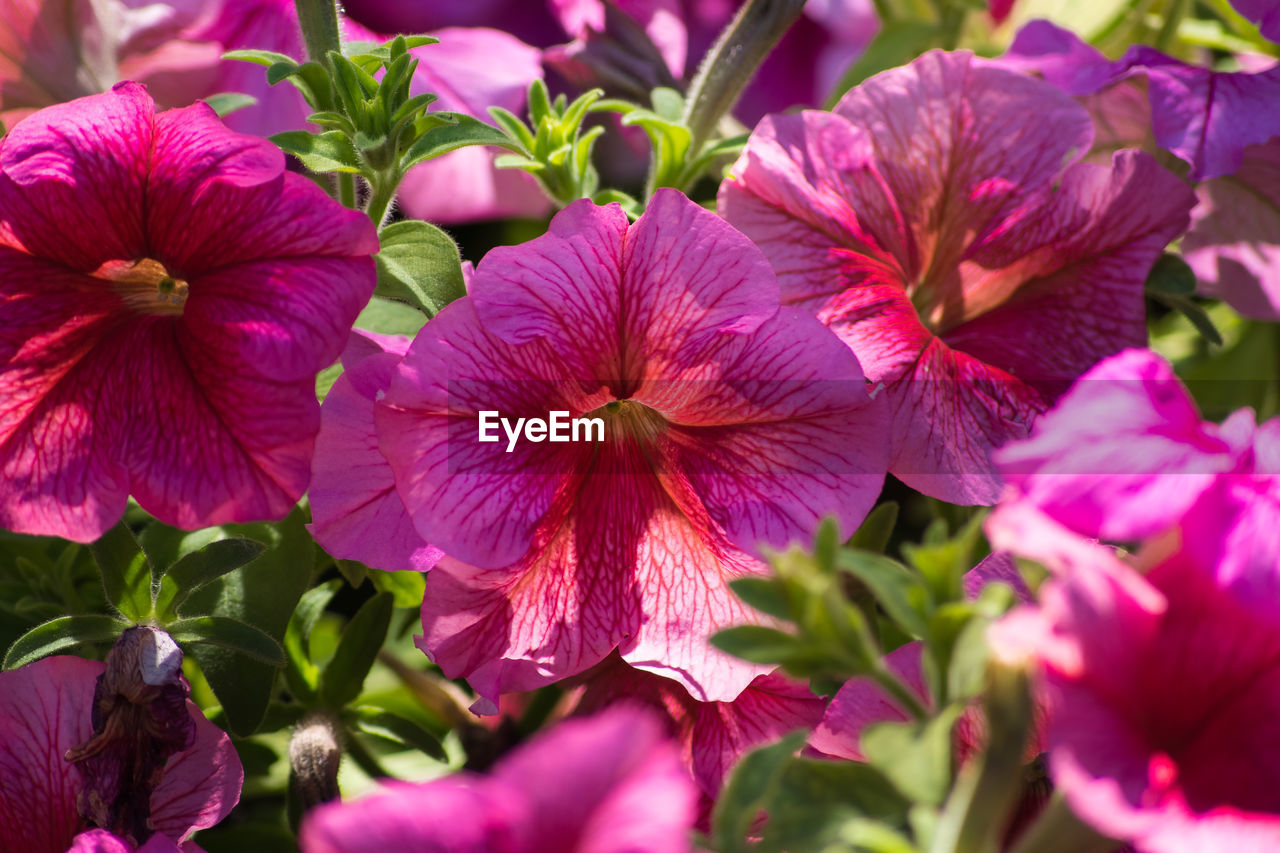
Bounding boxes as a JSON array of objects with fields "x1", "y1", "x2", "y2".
[
  {"x1": 1007, "y1": 792, "x2": 1122, "y2": 853},
  {"x1": 1154, "y1": 0, "x2": 1189, "y2": 51},
  {"x1": 294, "y1": 0, "x2": 343, "y2": 68},
  {"x1": 338, "y1": 172, "x2": 356, "y2": 209},
  {"x1": 365, "y1": 171, "x2": 401, "y2": 227},
  {"x1": 680, "y1": 0, "x2": 807, "y2": 156}
]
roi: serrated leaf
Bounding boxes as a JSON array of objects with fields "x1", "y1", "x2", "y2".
[
  {"x1": 3, "y1": 614, "x2": 126, "y2": 669},
  {"x1": 168, "y1": 616, "x2": 286, "y2": 667},
  {"x1": 319, "y1": 592, "x2": 394, "y2": 708},
  {"x1": 401, "y1": 113, "x2": 518, "y2": 169},
  {"x1": 203, "y1": 92, "x2": 257, "y2": 117},
  {"x1": 713, "y1": 731, "x2": 808, "y2": 853},
  {"x1": 345, "y1": 706, "x2": 446, "y2": 760},
  {"x1": 154, "y1": 538, "x2": 266, "y2": 621},
  {"x1": 179, "y1": 506, "x2": 314, "y2": 735},
  {"x1": 269, "y1": 130, "x2": 360, "y2": 174},
  {"x1": 89, "y1": 521, "x2": 154, "y2": 622},
  {"x1": 373, "y1": 220, "x2": 468, "y2": 316}
]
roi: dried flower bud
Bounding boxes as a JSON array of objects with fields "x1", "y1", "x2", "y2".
[
  {"x1": 65, "y1": 626, "x2": 196, "y2": 845},
  {"x1": 290, "y1": 716, "x2": 342, "y2": 810}
]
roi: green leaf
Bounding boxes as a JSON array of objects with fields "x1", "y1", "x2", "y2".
[
  {"x1": 849, "y1": 501, "x2": 899, "y2": 554},
  {"x1": 901, "y1": 512, "x2": 987, "y2": 607},
  {"x1": 269, "y1": 130, "x2": 360, "y2": 173},
  {"x1": 711, "y1": 625, "x2": 802, "y2": 665},
  {"x1": 316, "y1": 361, "x2": 344, "y2": 402},
  {"x1": 401, "y1": 113, "x2": 518, "y2": 169},
  {"x1": 223, "y1": 49, "x2": 296, "y2": 67},
  {"x1": 861, "y1": 705, "x2": 964, "y2": 806},
  {"x1": 179, "y1": 506, "x2": 314, "y2": 735},
  {"x1": 1144, "y1": 252, "x2": 1197, "y2": 297},
  {"x1": 203, "y1": 92, "x2": 258, "y2": 117},
  {"x1": 355, "y1": 295, "x2": 428, "y2": 337},
  {"x1": 373, "y1": 220, "x2": 467, "y2": 316},
  {"x1": 319, "y1": 592, "x2": 394, "y2": 708},
  {"x1": 154, "y1": 538, "x2": 266, "y2": 621},
  {"x1": 344, "y1": 706, "x2": 446, "y2": 760},
  {"x1": 335, "y1": 559, "x2": 369, "y2": 589},
  {"x1": 168, "y1": 616, "x2": 287, "y2": 667},
  {"x1": 651, "y1": 86, "x2": 685, "y2": 121},
  {"x1": 369, "y1": 568, "x2": 426, "y2": 608},
  {"x1": 4, "y1": 614, "x2": 126, "y2": 669},
  {"x1": 713, "y1": 731, "x2": 808, "y2": 853},
  {"x1": 762, "y1": 759, "x2": 911, "y2": 852},
  {"x1": 728, "y1": 577, "x2": 793, "y2": 621},
  {"x1": 487, "y1": 106, "x2": 536, "y2": 152},
  {"x1": 838, "y1": 551, "x2": 929, "y2": 640},
  {"x1": 89, "y1": 521, "x2": 155, "y2": 622}
]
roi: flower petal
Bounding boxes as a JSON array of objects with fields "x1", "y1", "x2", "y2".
[{"x1": 149, "y1": 703, "x2": 243, "y2": 842}]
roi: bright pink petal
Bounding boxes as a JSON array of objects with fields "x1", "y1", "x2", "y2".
[
  {"x1": 994, "y1": 348, "x2": 1240, "y2": 541},
  {"x1": 494, "y1": 706, "x2": 696, "y2": 853},
  {"x1": 1231, "y1": 0, "x2": 1280, "y2": 41},
  {"x1": 809, "y1": 643, "x2": 921, "y2": 761},
  {"x1": 650, "y1": 306, "x2": 888, "y2": 552},
  {"x1": 1184, "y1": 140, "x2": 1280, "y2": 321},
  {"x1": 0, "y1": 656, "x2": 101, "y2": 853},
  {"x1": 149, "y1": 704, "x2": 243, "y2": 842},
  {"x1": 720, "y1": 53, "x2": 1194, "y2": 504},
  {"x1": 310, "y1": 338, "x2": 442, "y2": 573},
  {"x1": 300, "y1": 777, "x2": 531, "y2": 852}
]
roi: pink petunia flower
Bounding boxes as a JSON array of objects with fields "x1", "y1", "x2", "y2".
[
  {"x1": 0, "y1": 83, "x2": 378, "y2": 542},
  {"x1": 572, "y1": 654, "x2": 825, "y2": 823},
  {"x1": 310, "y1": 188, "x2": 889, "y2": 708},
  {"x1": 993, "y1": 348, "x2": 1280, "y2": 612},
  {"x1": 990, "y1": 507, "x2": 1280, "y2": 853},
  {"x1": 719, "y1": 50, "x2": 1196, "y2": 505},
  {"x1": 299, "y1": 705, "x2": 697, "y2": 853},
  {"x1": 0, "y1": 630, "x2": 242, "y2": 853}
]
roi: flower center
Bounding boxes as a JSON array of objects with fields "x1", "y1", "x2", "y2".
[
  {"x1": 95, "y1": 258, "x2": 190, "y2": 316},
  {"x1": 599, "y1": 398, "x2": 667, "y2": 442}
]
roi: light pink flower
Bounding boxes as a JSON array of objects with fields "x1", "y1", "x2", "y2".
[
  {"x1": 719, "y1": 50, "x2": 1196, "y2": 505},
  {"x1": 993, "y1": 348, "x2": 1280, "y2": 612},
  {"x1": 990, "y1": 508, "x2": 1280, "y2": 853},
  {"x1": 0, "y1": 653, "x2": 242, "y2": 853},
  {"x1": 0, "y1": 83, "x2": 377, "y2": 542},
  {"x1": 299, "y1": 706, "x2": 697, "y2": 853},
  {"x1": 311, "y1": 188, "x2": 889, "y2": 707}
]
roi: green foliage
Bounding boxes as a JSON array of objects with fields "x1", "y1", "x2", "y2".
[
  {"x1": 490, "y1": 81, "x2": 607, "y2": 206},
  {"x1": 373, "y1": 220, "x2": 468, "y2": 316}
]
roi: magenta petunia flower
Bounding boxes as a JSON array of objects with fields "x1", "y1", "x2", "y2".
[
  {"x1": 1004, "y1": 20, "x2": 1280, "y2": 183},
  {"x1": 990, "y1": 508, "x2": 1280, "y2": 852},
  {"x1": 993, "y1": 348, "x2": 1280, "y2": 611},
  {"x1": 299, "y1": 705, "x2": 697, "y2": 853},
  {"x1": 573, "y1": 654, "x2": 825, "y2": 820},
  {"x1": 1231, "y1": 0, "x2": 1280, "y2": 42},
  {"x1": 311, "y1": 188, "x2": 889, "y2": 707},
  {"x1": 0, "y1": 83, "x2": 378, "y2": 542},
  {"x1": 0, "y1": 634, "x2": 242, "y2": 852},
  {"x1": 719, "y1": 50, "x2": 1196, "y2": 504}
]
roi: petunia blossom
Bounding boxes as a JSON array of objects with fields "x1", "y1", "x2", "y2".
[
  {"x1": 311, "y1": 188, "x2": 889, "y2": 708},
  {"x1": 993, "y1": 348, "x2": 1280, "y2": 613},
  {"x1": 0, "y1": 636, "x2": 242, "y2": 852},
  {"x1": 0, "y1": 83, "x2": 378, "y2": 542},
  {"x1": 572, "y1": 653, "x2": 825, "y2": 822},
  {"x1": 990, "y1": 507, "x2": 1280, "y2": 853},
  {"x1": 1231, "y1": 0, "x2": 1280, "y2": 42},
  {"x1": 299, "y1": 705, "x2": 697, "y2": 853},
  {"x1": 719, "y1": 50, "x2": 1196, "y2": 504}
]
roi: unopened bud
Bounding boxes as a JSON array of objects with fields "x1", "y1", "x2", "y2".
[{"x1": 290, "y1": 716, "x2": 342, "y2": 810}]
